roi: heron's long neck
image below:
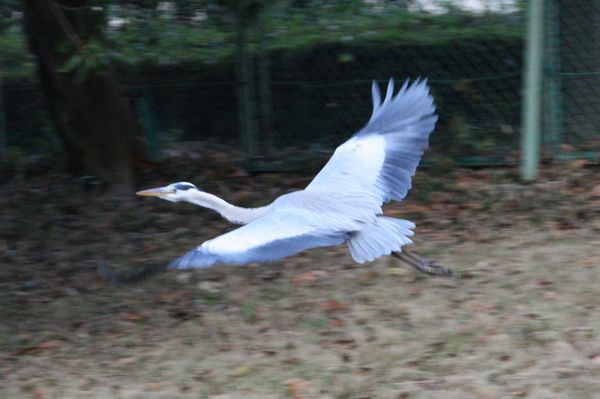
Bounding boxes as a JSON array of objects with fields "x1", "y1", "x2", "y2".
[{"x1": 185, "y1": 191, "x2": 270, "y2": 224}]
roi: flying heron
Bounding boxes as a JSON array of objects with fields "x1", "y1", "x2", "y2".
[{"x1": 137, "y1": 79, "x2": 454, "y2": 276}]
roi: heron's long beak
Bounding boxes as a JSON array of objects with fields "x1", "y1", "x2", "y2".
[{"x1": 136, "y1": 186, "x2": 171, "y2": 197}]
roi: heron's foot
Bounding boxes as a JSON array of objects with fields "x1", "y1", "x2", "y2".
[{"x1": 392, "y1": 250, "x2": 459, "y2": 279}]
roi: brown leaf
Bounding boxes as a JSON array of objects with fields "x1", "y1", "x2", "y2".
[
  {"x1": 579, "y1": 256, "x2": 599, "y2": 266},
  {"x1": 283, "y1": 357, "x2": 302, "y2": 365},
  {"x1": 472, "y1": 387, "x2": 498, "y2": 399},
  {"x1": 122, "y1": 312, "x2": 147, "y2": 321},
  {"x1": 34, "y1": 387, "x2": 49, "y2": 399},
  {"x1": 157, "y1": 292, "x2": 179, "y2": 301},
  {"x1": 37, "y1": 339, "x2": 66, "y2": 350},
  {"x1": 321, "y1": 300, "x2": 346, "y2": 313},
  {"x1": 560, "y1": 144, "x2": 576, "y2": 152},
  {"x1": 399, "y1": 203, "x2": 431, "y2": 213},
  {"x1": 145, "y1": 382, "x2": 162, "y2": 390},
  {"x1": 456, "y1": 175, "x2": 476, "y2": 190},
  {"x1": 357, "y1": 270, "x2": 378, "y2": 281},
  {"x1": 569, "y1": 159, "x2": 588, "y2": 169},
  {"x1": 536, "y1": 279, "x2": 553, "y2": 286},
  {"x1": 284, "y1": 378, "x2": 309, "y2": 399},
  {"x1": 258, "y1": 269, "x2": 282, "y2": 281},
  {"x1": 331, "y1": 338, "x2": 357, "y2": 349},
  {"x1": 217, "y1": 344, "x2": 233, "y2": 352},
  {"x1": 292, "y1": 270, "x2": 327, "y2": 285}
]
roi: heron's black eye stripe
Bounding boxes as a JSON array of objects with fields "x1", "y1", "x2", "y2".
[{"x1": 174, "y1": 183, "x2": 195, "y2": 191}]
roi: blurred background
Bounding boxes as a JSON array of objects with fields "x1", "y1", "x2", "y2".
[
  {"x1": 2, "y1": 1, "x2": 600, "y2": 398},
  {"x1": 1, "y1": 0, "x2": 598, "y2": 185}
]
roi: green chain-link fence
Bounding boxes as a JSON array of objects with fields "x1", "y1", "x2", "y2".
[
  {"x1": 2, "y1": 2, "x2": 598, "y2": 170},
  {"x1": 544, "y1": 0, "x2": 600, "y2": 161}
]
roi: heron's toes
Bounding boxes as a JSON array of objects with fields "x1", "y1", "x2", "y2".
[{"x1": 426, "y1": 261, "x2": 459, "y2": 279}]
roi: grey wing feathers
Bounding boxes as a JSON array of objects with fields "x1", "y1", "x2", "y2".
[
  {"x1": 307, "y1": 78, "x2": 437, "y2": 204},
  {"x1": 366, "y1": 79, "x2": 437, "y2": 202},
  {"x1": 168, "y1": 247, "x2": 217, "y2": 269},
  {"x1": 169, "y1": 232, "x2": 345, "y2": 270},
  {"x1": 364, "y1": 79, "x2": 437, "y2": 136},
  {"x1": 168, "y1": 205, "x2": 350, "y2": 270}
]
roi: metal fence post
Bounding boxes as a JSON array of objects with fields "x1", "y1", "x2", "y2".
[
  {"x1": 135, "y1": 88, "x2": 161, "y2": 163},
  {"x1": 521, "y1": 0, "x2": 544, "y2": 180}
]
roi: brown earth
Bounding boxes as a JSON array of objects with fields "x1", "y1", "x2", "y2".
[{"x1": 1, "y1": 157, "x2": 600, "y2": 398}]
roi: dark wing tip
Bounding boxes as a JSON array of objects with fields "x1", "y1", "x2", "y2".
[{"x1": 168, "y1": 247, "x2": 216, "y2": 270}]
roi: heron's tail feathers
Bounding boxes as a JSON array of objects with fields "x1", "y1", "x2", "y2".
[{"x1": 348, "y1": 217, "x2": 415, "y2": 263}]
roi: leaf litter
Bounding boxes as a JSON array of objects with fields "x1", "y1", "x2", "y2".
[{"x1": 1, "y1": 154, "x2": 600, "y2": 398}]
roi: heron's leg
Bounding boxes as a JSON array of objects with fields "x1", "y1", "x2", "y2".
[{"x1": 392, "y1": 250, "x2": 458, "y2": 278}]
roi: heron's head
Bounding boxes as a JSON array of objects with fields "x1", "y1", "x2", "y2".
[{"x1": 136, "y1": 182, "x2": 199, "y2": 202}]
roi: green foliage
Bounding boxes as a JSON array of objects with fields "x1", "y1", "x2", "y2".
[
  {"x1": 1, "y1": 1, "x2": 522, "y2": 78},
  {"x1": 58, "y1": 40, "x2": 109, "y2": 83},
  {"x1": 0, "y1": 25, "x2": 34, "y2": 79},
  {"x1": 4, "y1": 0, "x2": 525, "y2": 161}
]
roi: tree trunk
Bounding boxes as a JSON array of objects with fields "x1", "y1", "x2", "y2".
[{"x1": 22, "y1": 0, "x2": 146, "y2": 192}]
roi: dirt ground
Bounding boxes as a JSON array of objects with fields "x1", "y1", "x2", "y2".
[{"x1": 1, "y1": 158, "x2": 600, "y2": 398}]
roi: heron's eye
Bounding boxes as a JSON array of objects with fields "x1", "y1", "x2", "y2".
[{"x1": 173, "y1": 183, "x2": 196, "y2": 191}]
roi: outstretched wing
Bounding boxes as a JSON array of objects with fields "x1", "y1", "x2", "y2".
[
  {"x1": 168, "y1": 207, "x2": 354, "y2": 269},
  {"x1": 306, "y1": 79, "x2": 437, "y2": 205}
]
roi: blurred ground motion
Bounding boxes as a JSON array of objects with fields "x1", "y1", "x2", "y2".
[{"x1": 1, "y1": 1, "x2": 600, "y2": 398}]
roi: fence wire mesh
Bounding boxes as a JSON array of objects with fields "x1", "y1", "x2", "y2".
[
  {"x1": 2, "y1": 2, "x2": 598, "y2": 169},
  {"x1": 546, "y1": 0, "x2": 600, "y2": 160}
]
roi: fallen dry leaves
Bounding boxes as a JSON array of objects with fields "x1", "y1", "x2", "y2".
[
  {"x1": 2, "y1": 157, "x2": 600, "y2": 398},
  {"x1": 36, "y1": 340, "x2": 66, "y2": 350},
  {"x1": 320, "y1": 300, "x2": 346, "y2": 313},
  {"x1": 292, "y1": 270, "x2": 328, "y2": 285},
  {"x1": 284, "y1": 378, "x2": 310, "y2": 399}
]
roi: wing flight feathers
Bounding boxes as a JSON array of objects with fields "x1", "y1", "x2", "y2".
[
  {"x1": 168, "y1": 207, "x2": 349, "y2": 269},
  {"x1": 371, "y1": 80, "x2": 381, "y2": 115},
  {"x1": 306, "y1": 78, "x2": 437, "y2": 206}
]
